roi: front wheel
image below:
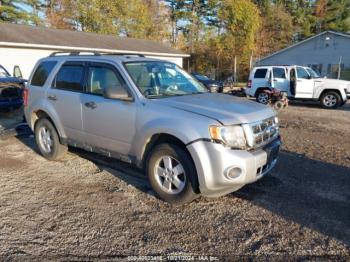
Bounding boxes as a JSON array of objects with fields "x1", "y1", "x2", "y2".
[
  {"x1": 34, "y1": 118, "x2": 67, "y2": 161},
  {"x1": 146, "y1": 143, "x2": 199, "y2": 205},
  {"x1": 320, "y1": 91, "x2": 341, "y2": 109}
]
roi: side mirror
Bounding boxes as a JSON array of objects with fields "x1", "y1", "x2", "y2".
[
  {"x1": 13, "y1": 65, "x2": 23, "y2": 78},
  {"x1": 103, "y1": 86, "x2": 133, "y2": 101}
]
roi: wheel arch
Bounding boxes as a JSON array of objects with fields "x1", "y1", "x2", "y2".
[
  {"x1": 254, "y1": 87, "x2": 271, "y2": 97},
  {"x1": 319, "y1": 89, "x2": 343, "y2": 101},
  {"x1": 141, "y1": 133, "x2": 200, "y2": 193},
  {"x1": 31, "y1": 109, "x2": 66, "y2": 142}
]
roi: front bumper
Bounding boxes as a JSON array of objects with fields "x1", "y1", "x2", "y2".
[{"x1": 187, "y1": 138, "x2": 281, "y2": 197}]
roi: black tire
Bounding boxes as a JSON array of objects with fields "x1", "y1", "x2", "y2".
[
  {"x1": 256, "y1": 90, "x2": 270, "y2": 104},
  {"x1": 320, "y1": 91, "x2": 341, "y2": 109},
  {"x1": 146, "y1": 143, "x2": 199, "y2": 205},
  {"x1": 34, "y1": 118, "x2": 67, "y2": 161}
]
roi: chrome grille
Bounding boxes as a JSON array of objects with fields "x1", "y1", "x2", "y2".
[{"x1": 243, "y1": 117, "x2": 279, "y2": 148}]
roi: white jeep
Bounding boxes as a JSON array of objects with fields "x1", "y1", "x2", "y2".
[{"x1": 245, "y1": 65, "x2": 350, "y2": 109}]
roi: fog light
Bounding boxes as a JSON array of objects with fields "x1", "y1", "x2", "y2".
[{"x1": 225, "y1": 166, "x2": 242, "y2": 180}]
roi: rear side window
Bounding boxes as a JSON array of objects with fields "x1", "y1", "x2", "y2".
[
  {"x1": 254, "y1": 69, "x2": 268, "y2": 79},
  {"x1": 31, "y1": 61, "x2": 57, "y2": 86},
  {"x1": 53, "y1": 64, "x2": 84, "y2": 92},
  {"x1": 273, "y1": 67, "x2": 286, "y2": 79}
]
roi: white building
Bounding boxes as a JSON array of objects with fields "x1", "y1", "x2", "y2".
[{"x1": 0, "y1": 23, "x2": 189, "y2": 79}]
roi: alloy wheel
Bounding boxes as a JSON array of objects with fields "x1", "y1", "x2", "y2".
[
  {"x1": 258, "y1": 92, "x2": 269, "y2": 104},
  {"x1": 323, "y1": 94, "x2": 337, "y2": 107},
  {"x1": 38, "y1": 126, "x2": 53, "y2": 153},
  {"x1": 154, "y1": 156, "x2": 186, "y2": 194}
]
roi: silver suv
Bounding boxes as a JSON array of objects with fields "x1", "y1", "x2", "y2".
[{"x1": 24, "y1": 52, "x2": 281, "y2": 204}]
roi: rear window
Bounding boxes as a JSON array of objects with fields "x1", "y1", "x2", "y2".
[
  {"x1": 53, "y1": 64, "x2": 84, "y2": 92},
  {"x1": 254, "y1": 69, "x2": 268, "y2": 79},
  {"x1": 273, "y1": 67, "x2": 286, "y2": 79},
  {"x1": 31, "y1": 61, "x2": 57, "y2": 86}
]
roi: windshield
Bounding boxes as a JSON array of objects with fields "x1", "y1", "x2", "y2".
[
  {"x1": 0, "y1": 66, "x2": 10, "y2": 78},
  {"x1": 193, "y1": 74, "x2": 210, "y2": 81},
  {"x1": 124, "y1": 61, "x2": 207, "y2": 98},
  {"x1": 306, "y1": 67, "x2": 321, "y2": 78}
]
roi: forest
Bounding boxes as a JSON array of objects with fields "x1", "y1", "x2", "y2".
[{"x1": 1, "y1": 0, "x2": 350, "y2": 80}]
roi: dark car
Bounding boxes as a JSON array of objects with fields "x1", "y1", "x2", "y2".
[
  {"x1": 191, "y1": 73, "x2": 224, "y2": 93},
  {"x1": 0, "y1": 65, "x2": 26, "y2": 111}
]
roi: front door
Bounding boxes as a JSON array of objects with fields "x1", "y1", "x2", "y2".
[
  {"x1": 48, "y1": 61, "x2": 85, "y2": 142},
  {"x1": 271, "y1": 67, "x2": 289, "y2": 92},
  {"x1": 294, "y1": 66, "x2": 314, "y2": 99},
  {"x1": 81, "y1": 62, "x2": 136, "y2": 156}
]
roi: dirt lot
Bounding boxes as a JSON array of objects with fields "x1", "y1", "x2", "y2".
[{"x1": 0, "y1": 101, "x2": 349, "y2": 261}]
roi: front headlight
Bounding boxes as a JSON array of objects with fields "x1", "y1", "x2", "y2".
[{"x1": 209, "y1": 125, "x2": 247, "y2": 149}]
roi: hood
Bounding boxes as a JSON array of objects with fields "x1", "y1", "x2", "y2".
[
  {"x1": 315, "y1": 78, "x2": 350, "y2": 86},
  {"x1": 155, "y1": 93, "x2": 275, "y2": 125},
  {"x1": 0, "y1": 76, "x2": 26, "y2": 84},
  {"x1": 199, "y1": 79, "x2": 222, "y2": 86}
]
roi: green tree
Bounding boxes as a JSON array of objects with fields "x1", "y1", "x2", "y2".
[
  {"x1": 0, "y1": 0, "x2": 41, "y2": 24},
  {"x1": 314, "y1": 0, "x2": 350, "y2": 33},
  {"x1": 255, "y1": 2, "x2": 294, "y2": 57},
  {"x1": 218, "y1": 0, "x2": 261, "y2": 74},
  {"x1": 165, "y1": 0, "x2": 186, "y2": 45}
]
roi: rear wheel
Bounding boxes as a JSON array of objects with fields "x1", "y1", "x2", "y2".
[
  {"x1": 147, "y1": 143, "x2": 199, "y2": 204},
  {"x1": 34, "y1": 118, "x2": 67, "y2": 160},
  {"x1": 320, "y1": 91, "x2": 341, "y2": 109},
  {"x1": 256, "y1": 90, "x2": 270, "y2": 104}
]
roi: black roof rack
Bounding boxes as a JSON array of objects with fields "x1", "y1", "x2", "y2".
[
  {"x1": 49, "y1": 51, "x2": 101, "y2": 57},
  {"x1": 49, "y1": 51, "x2": 145, "y2": 57},
  {"x1": 101, "y1": 52, "x2": 145, "y2": 57}
]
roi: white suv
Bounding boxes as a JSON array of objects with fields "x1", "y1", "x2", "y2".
[{"x1": 246, "y1": 65, "x2": 350, "y2": 108}]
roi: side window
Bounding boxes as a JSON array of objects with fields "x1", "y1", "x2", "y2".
[
  {"x1": 87, "y1": 65, "x2": 126, "y2": 95},
  {"x1": 31, "y1": 61, "x2": 57, "y2": 86},
  {"x1": 296, "y1": 67, "x2": 310, "y2": 79},
  {"x1": 254, "y1": 69, "x2": 268, "y2": 79},
  {"x1": 273, "y1": 67, "x2": 286, "y2": 79},
  {"x1": 54, "y1": 64, "x2": 84, "y2": 92}
]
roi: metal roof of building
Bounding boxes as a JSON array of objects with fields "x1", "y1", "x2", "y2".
[
  {"x1": 260, "y1": 31, "x2": 350, "y2": 62},
  {"x1": 0, "y1": 23, "x2": 189, "y2": 57}
]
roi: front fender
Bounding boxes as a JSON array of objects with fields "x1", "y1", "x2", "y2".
[{"x1": 130, "y1": 116, "x2": 215, "y2": 162}]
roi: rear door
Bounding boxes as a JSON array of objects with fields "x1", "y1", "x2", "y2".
[
  {"x1": 48, "y1": 61, "x2": 85, "y2": 142},
  {"x1": 271, "y1": 67, "x2": 288, "y2": 92},
  {"x1": 295, "y1": 66, "x2": 314, "y2": 98},
  {"x1": 249, "y1": 68, "x2": 269, "y2": 96},
  {"x1": 81, "y1": 62, "x2": 136, "y2": 156}
]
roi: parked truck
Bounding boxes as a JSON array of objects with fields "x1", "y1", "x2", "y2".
[{"x1": 0, "y1": 64, "x2": 26, "y2": 111}]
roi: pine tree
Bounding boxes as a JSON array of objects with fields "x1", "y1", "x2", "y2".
[{"x1": 0, "y1": 0, "x2": 30, "y2": 23}]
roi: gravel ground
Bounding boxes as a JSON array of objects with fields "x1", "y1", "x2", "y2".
[{"x1": 0, "y1": 101, "x2": 349, "y2": 261}]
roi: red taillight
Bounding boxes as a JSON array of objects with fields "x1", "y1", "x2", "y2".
[
  {"x1": 247, "y1": 80, "x2": 252, "y2": 88},
  {"x1": 23, "y1": 88, "x2": 29, "y2": 106}
]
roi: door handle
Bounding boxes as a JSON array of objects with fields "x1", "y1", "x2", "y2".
[
  {"x1": 48, "y1": 95, "x2": 57, "y2": 101},
  {"x1": 273, "y1": 79, "x2": 278, "y2": 82},
  {"x1": 84, "y1": 101, "x2": 97, "y2": 109}
]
